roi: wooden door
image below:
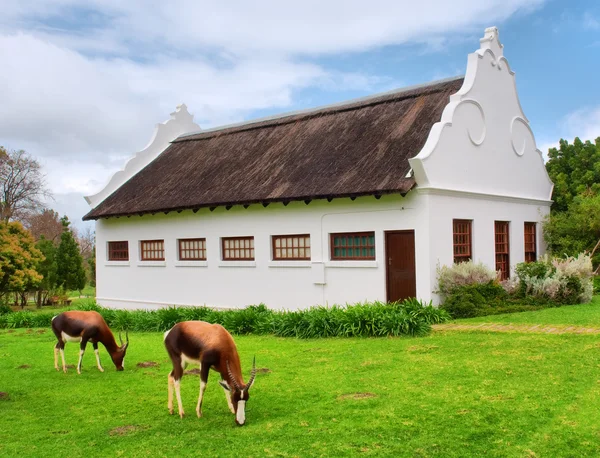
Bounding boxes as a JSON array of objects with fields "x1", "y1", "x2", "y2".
[{"x1": 385, "y1": 231, "x2": 416, "y2": 302}]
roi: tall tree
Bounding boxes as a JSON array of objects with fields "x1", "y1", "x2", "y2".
[
  {"x1": 0, "y1": 222, "x2": 44, "y2": 304},
  {"x1": 544, "y1": 192, "x2": 600, "y2": 268},
  {"x1": 56, "y1": 217, "x2": 86, "y2": 292},
  {"x1": 0, "y1": 147, "x2": 53, "y2": 223},
  {"x1": 88, "y1": 246, "x2": 96, "y2": 288},
  {"x1": 35, "y1": 237, "x2": 58, "y2": 307},
  {"x1": 546, "y1": 137, "x2": 600, "y2": 212},
  {"x1": 23, "y1": 208, "x2": 63, "y2": 243}
]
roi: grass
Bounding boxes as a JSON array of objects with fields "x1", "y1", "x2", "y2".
[
  {"x1": 2, "y1": 326, "x2": 600, "y2": 456},
  {"x1": 456, "y1": 295, "x2": 600, "y2": 326}
]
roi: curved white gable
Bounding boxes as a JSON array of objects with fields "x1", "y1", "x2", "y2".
[
  {"x1": 85, "y1": 104, "x2": 200, "y2": 208},
  {"x1": 409, "y1": 27, "x2": 554, "y2": 202}
]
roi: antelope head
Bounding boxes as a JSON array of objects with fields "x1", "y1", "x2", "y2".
[
  {"x1": 219, "y1": 357, "x2": 257, "y2": 426},
  {"x1": 111, "y1": 330, "x2": 129, "y2": 371}
]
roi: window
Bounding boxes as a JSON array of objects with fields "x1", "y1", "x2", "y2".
[
  {"x1": 140, "y1": 240, "x2": 165, "y2": 261},
  {"x1": 108, "y1": 241, "x2": 129, "y2": 261},
  {"x1": 453, "y1": 219, "x2": 472, "y2": 263},
  {"x1": 178, "y1": 238, "x2": 207, "y2": 260},
  {"x1": 330, "y1": 232, "x2": 375, "y2": 260},
  {"x1": 222, "y1": 237, "x2": 254, "y2": 260},
  {"x1": 272, "y1": 234, "x2": 311, "y2": 260},
  {"x1": 524, "y1": 222, "x2": 537, "y2": 263},
  {"x1": 495, "y1": 221, "x2": 510, "y2": 280}
]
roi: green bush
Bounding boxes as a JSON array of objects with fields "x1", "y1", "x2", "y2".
[
  {"x1": 0, "y1": 298, "x2": 450, "y2": 338},
  {"x1": 0, "y1": 304, "x2": 12, "y2": 315},
  {"x1": 592, "y1": 275, "x2": 600, "y2": 295}
]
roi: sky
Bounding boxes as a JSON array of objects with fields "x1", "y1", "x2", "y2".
[{"x1": 1, "y1": 0, "x2": 599, "y2": 230}]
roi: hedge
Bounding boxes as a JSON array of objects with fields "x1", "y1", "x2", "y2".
[{"x1": 0, "y1": 298, "x2": 450, "y2": 338}]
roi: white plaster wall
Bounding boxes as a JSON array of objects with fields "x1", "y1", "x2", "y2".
[
  {"x1": 95, "y1": 193, "x2": 432, "y2": 310},
  {"x1": 425, "y1": 190, "x2": 550, "y2": 304}
]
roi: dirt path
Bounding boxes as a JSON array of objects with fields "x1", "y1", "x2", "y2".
[{"x1": 432, "y1": 323, "x2": 600, "y2": 335}]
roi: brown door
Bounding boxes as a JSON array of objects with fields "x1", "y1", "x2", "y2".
[{"x1": 385, "y1": 231, "x2": 416, "y2": 302}]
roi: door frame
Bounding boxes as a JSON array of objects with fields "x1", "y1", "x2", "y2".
[{"x1": 384, "y1": 230, "x2": 416, "y2": 303}]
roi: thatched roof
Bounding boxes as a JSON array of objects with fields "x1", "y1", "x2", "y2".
[{"x1": 84, "y1": 76, "x2": 463, "y2": 220}]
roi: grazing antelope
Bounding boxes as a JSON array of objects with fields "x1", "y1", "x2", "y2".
[
  {"x1": 51, "y1": 311, "x2": 129, "y2": 374},
  {"x1": 164, "y1": 321, "x2": 256, "y2": 426}
]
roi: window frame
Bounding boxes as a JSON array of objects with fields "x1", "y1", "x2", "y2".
[
  {"x1": 222, "y1": 236, "x2": 255, "y2": 261},
  {"x1": 178, "y1": 238, "x2": 207, "y2": 261},
  {"x1": 140, "y1": 239, "x2": 166, "y2": 261},
  {"x1": 107, "y1": 241, "x2": 129, "y2": 261},
  {"x1": 452, "y1": 219, "x2": 472, "y2": 263},
  {"x1": 330, "y1": 231, "x2": 376, "y2": 261},
  {"x1": 494, "y1": 221, "x2": 510, "y2": 280},
  {"x1": 272, "y1": 234, "x2": 311, "y2": 261},
  {"x1": 524, "y1": 222, "x2": 537, "y2": 263}
]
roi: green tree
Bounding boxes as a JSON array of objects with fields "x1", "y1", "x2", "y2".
[
  {"x1": 544, "y1": 193, "x2": 600, "y2": 268},
  {"x1": 88, "y1": 246, "x2": 96, "y2": 287},
  {"x1": 0, "y1": 222, "x2": 44, "y2": 305},
  {"x1": 56, "y1": 217, "x2": 86, "y2": 292},
  {"x1": 546, "y1": 137, "x2": 600, "y2": 212},
  {"x1": 35, "y1": 236, "x2": 58, "y2": 307}
]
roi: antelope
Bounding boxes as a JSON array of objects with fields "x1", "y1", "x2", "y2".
[
  {"x1": 164, "y1": 321, "x2": 256, "y2": 426},
  {"x1": 51, "y1": 311, "x2": 129, "y2": 374}
]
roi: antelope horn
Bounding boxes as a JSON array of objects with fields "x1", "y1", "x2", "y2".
[
  {"x1": 226, "y1": 360, "x2": 242, "y2": 391},
  {"x1": 125, "y1": 329, "x2": 129, "y2": 344},
  {"x1": 118, "y1": 331, "x2": 123, "y2": 346},
  {"x1": 247, "y1": 356, "x2": 257, "y2": 388}
]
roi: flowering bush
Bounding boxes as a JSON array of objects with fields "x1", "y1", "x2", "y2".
[
  {"x1": 438, "y1": 253, "x2": 594, "y2": 318},
  {"x1": 437, "y1": 260, "x2": 498, "y2": 296},
  {"x1": 513, "y1": 253, "x2": 593, "y2": 304}
]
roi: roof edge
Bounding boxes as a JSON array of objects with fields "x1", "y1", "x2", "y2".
[
  {"x1": 82, "y1": 185, "x2": 416, "y2": 221},
  {"x1": 175, "y1": 75, "x2": 464, "y2": 142}
]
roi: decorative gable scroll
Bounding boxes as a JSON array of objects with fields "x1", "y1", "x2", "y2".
[
  {"x1": 408, "y1": 27, "x2": 554, "y2": 202},
  {"x1": 85, "y1": 104, "x2": 200, "y2": 208}
]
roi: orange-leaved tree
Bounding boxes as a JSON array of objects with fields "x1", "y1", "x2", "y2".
[{"x1": 0, "y1": 221, "x2": 44, "y2": 307}]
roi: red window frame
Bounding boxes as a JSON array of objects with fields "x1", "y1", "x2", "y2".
[
  {"x1": 108, "y1": 241, "x2": 129, "y2": 261},
  {"x1": 140, "y1": 239, "x2": 165, "y2": 261},
  {"x1": 453, "y1": 219, "x2": 472, "y2": 263},
  {"x1": 330, "y1": 232, "x2": 375, "y2": 260},
  {"x1": 272, "y1": 234, "x2": 311, "y2": 260},
  {"x1": 178, "y1": 238, "x2": 207, "y2": 261},
  {"x1": 524, "y1": 222, "x2": 537, "y2": 263},
  {"x1": 222, "y1": 237, "x2": 255, "y2": 261},
  {"x1": 495, "y1": 221, "x2": 510, "y2": 280}
]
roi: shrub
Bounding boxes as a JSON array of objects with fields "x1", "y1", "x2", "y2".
[
  {"x1": 437, "y1": 261, "x2": 498, "y2": 295},
  {"x1": 440, "y1": 282, "x2": 507, "y2": 318},
  {"x1": 0, "y1": 304, "x2": 12, "y2": 315},
  {"x1": 0, "y1": 298, "x2": 450, "y2": 338},
  {"x1": 594, "y1": 276, "x2": 600, "y2": 295}
]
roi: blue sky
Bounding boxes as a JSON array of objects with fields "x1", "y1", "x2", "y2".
[{"x1": 0, "y1": 0, "x2": 598, "y2": 228}]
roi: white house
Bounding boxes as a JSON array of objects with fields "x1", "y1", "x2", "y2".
[{"x1": 84, "y1": 27, "x2": 553, "y2": 311}]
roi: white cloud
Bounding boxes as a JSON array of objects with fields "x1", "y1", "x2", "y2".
[
  {"x1": 0, "y1": 0, "x2": 547, "y2": 228},
  {"x1": 537, "y1": 106, "x2": 600, "y2": 160}
]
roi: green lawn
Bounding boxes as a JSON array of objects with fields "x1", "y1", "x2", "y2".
[
  {"x1": 2, "y1": 326, "x2": 600, "y2": 456},
  {"x1": 456, "y1": 295, "x2": 600, "y2": 326}
]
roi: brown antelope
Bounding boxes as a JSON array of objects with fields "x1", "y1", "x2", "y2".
[
  {"x1": 51, "y1": 311, "x2": 129, "y2": 374},
  {"x1": 163, "y1": 321, "x2": 256, "y2": 426}
]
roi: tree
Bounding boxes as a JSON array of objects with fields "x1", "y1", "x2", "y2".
[
  {"x1": 77, "y1": 227, "x2": 95, "y2": 261},
  {"x1": 0, "y1": 222, "x2": 44, "y2": 305},
  {"x1": 23, "y1": 208, "x2": 63, "y2": 243},
  {"x1": 56, "y1": 217, "x2": 86, "y2": 292},
  {"x1": 543, "y1": 192, "x2": 600, "y2": 268},
  {"x1": 0, "y1": 147, "x2": 52, "y2": 223},
  {"x1": 35, "y1": 237, "x2": 58, "y2": 307},
  {"x1": 88, "y1": 246, "x2": 96, "y2": 288},
  {"x1": 546, "y1": 137, "x2": 600, "y2": 212}
]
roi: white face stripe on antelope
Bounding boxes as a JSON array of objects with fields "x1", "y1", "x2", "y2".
[{"x1": 236, "y1": 401, "x2": 246, "y2": 425}]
